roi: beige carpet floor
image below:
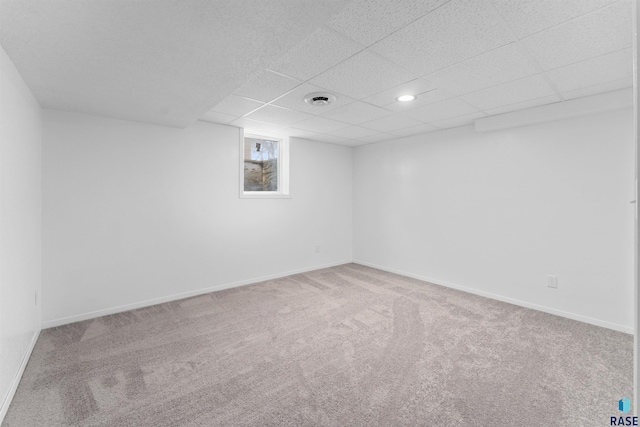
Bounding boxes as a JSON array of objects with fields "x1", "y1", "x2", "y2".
[{"x1": 3, "y1": 263, "x2": 633, "y2": 426}]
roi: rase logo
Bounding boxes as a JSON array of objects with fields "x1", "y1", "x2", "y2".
[{"x1": 611, "y1": 398, "x2": 638, "y2": 426}]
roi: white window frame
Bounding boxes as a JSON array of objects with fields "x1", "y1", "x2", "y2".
[{"x1": 239, "y1": 130, "x2": 290, "y2": 199}]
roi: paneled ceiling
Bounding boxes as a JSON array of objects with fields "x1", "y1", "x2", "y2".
[
  {"x1": 202, "y1": 0, "x2": 633, "y2": 146},
  {"x1": 0, "y1": 0, "x2": 633, "y2": 144},
  {"x1": 0, "y1": 0, "x2": 351, "y2": 127}
]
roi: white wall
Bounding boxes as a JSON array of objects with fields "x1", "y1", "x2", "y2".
[
  {"x1": 42, "y1": 110, "x2": 353, "y2": 326},
  {"x1": 0, "y1": 46, "x2": 42, "y2": 418},
  {"x1": 353, "y1": 108, "x2": 635, "y2": 332}
]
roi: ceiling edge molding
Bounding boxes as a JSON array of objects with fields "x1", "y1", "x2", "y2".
[{"x1": 474, "y1": 88, "x2": 633, "y2": 132}]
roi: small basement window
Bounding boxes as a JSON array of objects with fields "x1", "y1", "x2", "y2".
[{"x1": 240, "y1": 132, "x2": 290, "y2": 198}]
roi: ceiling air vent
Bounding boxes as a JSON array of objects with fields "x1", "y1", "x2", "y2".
[{"x1": 304, "y1": 93, "x2": 336, "y2": 106}]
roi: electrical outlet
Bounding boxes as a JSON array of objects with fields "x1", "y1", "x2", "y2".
[
  {"x1": 315, "y1": 245, "x2": 321, "y2": 253},
  {"x1": 547, "y1": 275, "x2": 558, "y2": 289}
]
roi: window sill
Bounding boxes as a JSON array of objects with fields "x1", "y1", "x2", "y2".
[{"x1": 240, "y1": 193, "x2": 292, "y2": 199}]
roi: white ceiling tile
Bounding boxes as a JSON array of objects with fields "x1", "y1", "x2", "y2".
[
  {"x1": 229, "y1": 118, "x2": 286, "y2": 134},
  {"x1": 211, "y1": 95, "x2": 264, "y2": 117},
  {"x1": 483, "y1": 94, "x2": 561, "y2": 115},
  {"x1": 404, "y1": 98, "x2": 479, "y2": 123},
  {"x1": 424, "y1": 43, "x2": 538, "y2": 96},
  {"x1": 327, "y1": 0, "x2": 449, "y2": 46},
  {"x1": 384, "y1": 89, "x2": 455, "y2": 112},
  {"x1": 431, "y1": 111, "x2": 486, "y2": 129},
  {"x1": 545, "y1": 48, "x2": 632, "y2": 93},
  {"x1": 490, "y1": 0, "x2": 619, "y2": 39},
  {"x1": 10, "y1": 0, "x2": 631, "y2": 133},
  {"x1": 389, "y1": 123, "x2": 440, "y2": 137},
  {"x1": 268, "y1": 27, "x2": 364, "y2": 81},
  {"x1": 321, "y1": 101, "x2": 393, "y2": 125},
  {"x1": 360, "y1": 114, "x2": 424, "y2": 132},
  {"x1": 357, "y1": 133, "x2": 396, "y2": 143},
  {"x1": 371, "y1": 0, "x2": 512, "y2": 76},
  {"x1": 460, "y1": 74, "x2": 555, "y2": 111},
  {"x1": 521, "y1": 1, "x2": 632, "y2": 71},
  {"x1": 311, "y1": 134, "x2": 353, "y2": 145},
  {"x1": 0, "y1": 0, "x2": 353, "y2": 127},
  {"x1": 233, "y1": 70, "x2": 301, "y2": 103},
  {"x1": 362, "y1": 79, "x2": 435, "y2": 107},
  {"x1": 326, "y1": 125, "x2": 379, "y2": 139},
  {"x1": 244, "y1": 104, "x2": 312, "y2": 126},
  {"x1": 271, "y1": 83, "x2": 355, "y2": 115},
  {"x1": 199, "y1": 110, "x2": 237, "y2": 124},
  {"x1": 292, "y1": 116, "x2": 351, "y2": 133},
  {"x1": 284, "y1": 128, "x2": 323, "y2": 139},
  {"x1": 309, "y1": 50, "x2": 416, "y2": 100},
  {"x1": 561, "y1": 78, "x2": 633, "y2": 100}
]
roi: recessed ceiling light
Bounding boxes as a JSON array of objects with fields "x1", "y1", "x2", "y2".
[{"x1": 396, "y1": 95, "x2": 417, "y2": 102}]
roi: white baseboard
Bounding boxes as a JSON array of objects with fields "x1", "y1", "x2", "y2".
[
  {"x1": 353, "y1": 259, "x2": 633, "y2": 334},
  {"x1": 43, "y1": 259, "x2": 633, "y2": 334},
  {"x1": 0, "y1": 328, "x2": 40, "y2": 424},
  {"x1": 42, "y1": 260, "x2": 352, "y2": 329}
]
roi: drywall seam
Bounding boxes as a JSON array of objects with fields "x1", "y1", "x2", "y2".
[
  {"x1": 353, "y1": 259, "x2": 633, "y2": 334},
  {"x1": 0, "y1": 329, "x2": 40, "y2": 424},
  {"x1": 42, "y1": 260, "x2": 352, "y2": 329}
]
